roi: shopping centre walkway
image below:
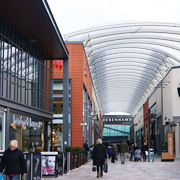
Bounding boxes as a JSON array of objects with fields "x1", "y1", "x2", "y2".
[{"x1": 46, "y1": 156, "x2": 180, "y2": 180}]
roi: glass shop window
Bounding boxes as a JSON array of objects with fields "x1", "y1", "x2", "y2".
[
  {"x1": 9, "y1": 113, "x2": 44, "y2": 153},
  {"x1": 0, "y1": 112, "x2": 5, "y2": 151}
]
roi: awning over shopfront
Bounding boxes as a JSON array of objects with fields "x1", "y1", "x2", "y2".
[
  {"x1": 0, "y1": 0, "x2": 68, "y2": 59},
  {"x1": 64, "y1": 23, "x2": 180, "y2": 116}
]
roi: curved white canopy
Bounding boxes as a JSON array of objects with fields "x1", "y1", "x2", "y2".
[{"x1": 64, "y1": 22, "x2": 180, "y2": 116}]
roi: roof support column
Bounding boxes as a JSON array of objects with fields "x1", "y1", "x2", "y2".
[{"x1": 63, "y1": 58, "x2": 69, "y2": 151}]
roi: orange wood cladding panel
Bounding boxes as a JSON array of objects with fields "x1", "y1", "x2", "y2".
[
  {"x1": 53, "y1": 44, "x2": 92, "y2": 147},
  {"x1": 99, "y1": 112, "x2": 103, "y2": 135},
  {"x1": 45, "y1": 60, "x2": 51, "y2": 112},
  {"x1": 83, "y1": 47, "x2": 92, "y2": 101},
  {"x1": 143, "y1": 100, "x2": 150, "y2": 147}
]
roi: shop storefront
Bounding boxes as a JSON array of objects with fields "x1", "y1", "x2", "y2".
[
  {"x1": 135, "y1": 128, "x2": 144, "y2": 147},
  {"x1": 83, "y1": 86, "x2": 92, "y2": 144},
  {"x1": 0, "y1": 104, "x2": 52, "y2": 152},
  {"x1": 10, "y1": 113, "x2": 43, "y2": 152},
  {"x1": 0, "y1": 18, "x2": 52, "y2": 151},
  {"x1": 52, "y1": 42, "x2": 92, "y2": 148},
  {"x1": 0, "y1": 10, "x2": 67, "y2": 152},
  {"x1": 52, "y1": 80, "x2": 72, "y2": 151},
  {"x1": 143, "y1": 101, "x2": 150, "y2": 147},
  {"x1": 149, "y1": 104, "x2": 157, "y2": 153},
  {"x1": 0, "y1": 110, "x2": 5, "y2": 152}
]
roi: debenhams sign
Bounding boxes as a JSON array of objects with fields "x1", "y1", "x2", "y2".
[{"x1": 102, "y1": 116, "x2": 133, "y2": 124}]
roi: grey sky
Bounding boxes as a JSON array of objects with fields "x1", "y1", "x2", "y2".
[{"x1": 47, "y1": 0, "x2": 180, "y2": 37}]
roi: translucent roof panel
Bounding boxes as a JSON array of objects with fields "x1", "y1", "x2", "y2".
[{"x1": 64, "y1": 22, "x2": 180, "y2": 116}]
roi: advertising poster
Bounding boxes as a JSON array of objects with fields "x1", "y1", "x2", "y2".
[
  {"x1": 25, "y1": 153, "x2": 32, "y2": 180},
  {"x1": 33, "y1": 153, "x2": 41, "y2": 178},
  {"x1": 0, "y1": 154, "x2": 3, "y2": 163},
  {"x1": 42, "y1": 155, "x2": 56, "y2": 176}
]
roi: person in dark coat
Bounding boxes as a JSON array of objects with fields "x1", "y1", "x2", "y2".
[
  {"x1": 129, "y1": 143, "x2": 134, "y2": 161},
  {"x1": 141, "y1": 142, "x2": 148, "y2": 162},
  {"x1": 92, "y1": 139, "x2": 107, "y2": 178},
  {"x1": 111, "y1": 144, "x2": 117, "y2": 163},
  {"x1": 83, "y1": 140, "x2": 90, "y2": 163},
  {"x1": 107, "y1": 146, "x2": 112, "y2": 159},
  {"x1": 0, "y1": 140, "x2": 27, "y2": 180},
  {"x1": 133, "y1": 143, "x2": 139, "y2": 152}
]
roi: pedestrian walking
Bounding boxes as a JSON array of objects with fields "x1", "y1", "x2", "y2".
[
  {"x1": 107, "y1": 146, "x2": 112, "y2": 159},
  {"x1": 114, "y1": 144, "x2": 118, "y2": 161},
  {"x1": 84, "y1": 140, "x2": 90, "y2": 163},
  {"x1": 141, "y1": 142, "x2": 148, "y2": 162},
  {"x1": 129, "y1": 143, "x2": 134, "y2": 161},
  {"x1": 120, "y1": 141, "x2": 128, "y2": 164},
  {"x1": 0, "y1": 140, "x2": 27, "y2": 180},
  {"x1": 92, "y1": 139, "x2": 107, "y2": 178},
  {"x1": 111, "y1": 144, "x2": 117, "y2": 163}
]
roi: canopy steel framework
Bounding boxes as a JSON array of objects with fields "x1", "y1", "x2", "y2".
[{"x1": 64, "y1": 23, "x2": 180, "y2": 116}]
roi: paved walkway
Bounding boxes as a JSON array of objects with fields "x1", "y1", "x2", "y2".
[{"x1": 45, "y1": 156, "x2": 180, "y2": 180}]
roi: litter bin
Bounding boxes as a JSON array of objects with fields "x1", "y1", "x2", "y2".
[{"x1": 148, "y1": 148, "x2": 154, "y2": 162}]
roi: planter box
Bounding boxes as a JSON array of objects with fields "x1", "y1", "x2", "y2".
[
  {"x1": 82, "y1": 151, "x2": 85, "y2": 165},
  {"x1": 70, "y1": 152, "x2": 73, "y2": 170},
  {"x1": 73, "y1": 151, "x2": 76, "y2": 169},
  {"x1": 79, "y1": 151, "x2": 82, "y2": 166},
  {"x1": 76, "y1": 152, "x2": 79, "y2": 168}
]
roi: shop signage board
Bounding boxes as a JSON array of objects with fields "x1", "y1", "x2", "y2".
[
  {"x1": 102, "y1": 115, "x2": 133, "y2": 125},
  {"x1": 161, "y1": 133, "x2": 174, "y2": 161},
  {"x1": 12, "y1": 114, "x2": 42, "y2": 128}
]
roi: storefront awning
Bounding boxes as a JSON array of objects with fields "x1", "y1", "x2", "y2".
[{"x1": 0, "y1": 0, "x2": 68, "y2": 60}]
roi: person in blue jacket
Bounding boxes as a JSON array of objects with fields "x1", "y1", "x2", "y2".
[{"x1": 107, "y1": 146, "x2": 112, "y2": 159}]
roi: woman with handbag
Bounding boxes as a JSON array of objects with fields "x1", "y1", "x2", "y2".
[
  {"x1": 92, "y1": 139, "x2": 107, "y2": 178},
  {"x1": 141, "y1": 142, "x2": 148, "y2": 162}
]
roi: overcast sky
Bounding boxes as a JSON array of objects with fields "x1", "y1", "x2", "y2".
[{"x1": 47, "y1": 0, "x2": 180, "y2": 36}]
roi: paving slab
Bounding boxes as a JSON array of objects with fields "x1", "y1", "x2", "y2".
[{"x1": 43, "y1": 156, "x2": 180, "y2": 180}]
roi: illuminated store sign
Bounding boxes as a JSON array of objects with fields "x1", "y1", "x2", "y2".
[{"x1": 13, "y1": 114, "x2": 42, "y2": 128}]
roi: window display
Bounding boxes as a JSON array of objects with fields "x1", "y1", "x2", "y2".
[
  {"x1": 52, "y1": 124, "x2": 63, "y2": 151},
  {"x1": 9, "y1": 113, "x2": 44, "y2": 152},
  {"x1": 52, "y1": 80, "x2": 72, "y2": 150}
]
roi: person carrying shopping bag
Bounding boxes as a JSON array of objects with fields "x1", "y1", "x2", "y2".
[
  {"x1": 92, "y1": 139, "x2": 107, "y2": 178},
  {"x1": 141, "y1": 142, "x2": 148, "y2": 162}
]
